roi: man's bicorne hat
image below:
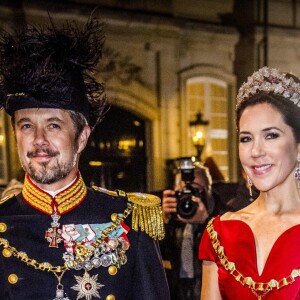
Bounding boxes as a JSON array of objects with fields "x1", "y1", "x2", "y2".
[{"x1": 0, "y1": 16, "x2": 107, "y2": 128}]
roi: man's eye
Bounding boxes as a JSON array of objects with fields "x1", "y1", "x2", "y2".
[
  {"x1": 21, "y1": 124, "x2": 31, "y2": 129},
  {"x1": 49, "y1": 124, "x2": 60, "y2": 129}
]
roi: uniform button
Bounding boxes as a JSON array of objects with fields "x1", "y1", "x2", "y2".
[
  {"x1": 2, "y1": 248, "x2": 12, "y2": 258},
  {"x1": 8, "y1": 274, "x2": 18, "y2": 284},
  {"x1": 111, "y1": 213, "x2": 118, "y2": 222},
  {"x1": 106, "y1": 295, "x2": 115, "y2": 300},
  {"x1": 108, "y1": 265, "x2": 117, "y2": 276},
  {"x1": 0, "y1": 223, "x2": 7, "y2": 232}
]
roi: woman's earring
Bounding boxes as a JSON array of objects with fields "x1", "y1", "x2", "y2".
[
  {"x1": 247, "y1": 175, "x2": 253, "y2": 197},
  {"x1": 295, "y1": 155, "x2": 300, "y2": 189}
]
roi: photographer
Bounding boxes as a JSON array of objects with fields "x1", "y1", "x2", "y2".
[{"x1": 160, "y1": 160, "x2": 225, "y2": 300}]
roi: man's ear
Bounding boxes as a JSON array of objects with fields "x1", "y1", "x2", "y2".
[{"x1": 77, "y1": 125, "x2": 91, "y2": 154}]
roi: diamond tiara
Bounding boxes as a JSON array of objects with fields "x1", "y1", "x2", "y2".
[{"x1": 236, "y1": 67, "x2": 300, "y2": 108}]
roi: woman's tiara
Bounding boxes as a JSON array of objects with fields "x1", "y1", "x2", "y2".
[{"x1": 236, "y1": 67, "x2": 300, "y2": 108}]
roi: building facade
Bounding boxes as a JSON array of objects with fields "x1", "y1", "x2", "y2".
[{"x1": 1, "y1": 0, "x2": 300, "y2": 192}]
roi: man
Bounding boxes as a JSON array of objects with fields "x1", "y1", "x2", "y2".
[
  {"x1": 160, "y1": 160, "x2": 225, "y2": 300},
  {"x1": 0, "y1": 17, "x2": 169, "y2": 300}
]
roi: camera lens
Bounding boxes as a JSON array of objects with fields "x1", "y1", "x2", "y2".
[{"x1": 176, "y1": 194, "x2": 198, "y2": 219}]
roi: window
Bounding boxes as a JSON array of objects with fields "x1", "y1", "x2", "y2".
[{"x1": 186, "y1": 77, "x2": 229, "y2": 180}]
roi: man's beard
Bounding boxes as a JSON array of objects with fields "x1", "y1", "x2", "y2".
[{"x1": 24, "y1": 147, "x2": 78, "y2": 185}]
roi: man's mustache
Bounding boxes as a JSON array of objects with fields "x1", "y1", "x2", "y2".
[{"x1": 27, "y1": 149, "x2": 59, "y2": 158}]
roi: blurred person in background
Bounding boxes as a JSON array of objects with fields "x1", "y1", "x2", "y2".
[
  {"x1": 160, "y1": 160, "x2": 226, "y2": 300},
  {"x1": 1, "y1": 169, "x2": 25, "y2": 198},
  {"x1": 1, "y1": 179, "x2": 23, "y2": 198}
]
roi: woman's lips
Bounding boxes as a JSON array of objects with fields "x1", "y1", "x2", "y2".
[{"x1": 253, "y1": 164, "x2": 272, "y2": 175}]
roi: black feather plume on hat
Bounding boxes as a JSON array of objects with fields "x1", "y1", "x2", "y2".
[{"x1": 0, "y1": 16, "x2": 107, "y2": 128}]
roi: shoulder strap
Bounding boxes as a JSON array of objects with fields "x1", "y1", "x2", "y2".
[
  {"x1": 0, "y1": 194, "x2": 15, "y2": 206},
  {"x1": 92, "y1": 186, "x2": 126, "y2": 197}
]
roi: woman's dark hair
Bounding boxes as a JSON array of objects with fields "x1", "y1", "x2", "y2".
[{"x1": 236, "y1": 92, "x2": 300, "y2": 143}]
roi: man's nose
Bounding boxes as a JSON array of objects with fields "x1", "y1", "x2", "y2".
[{"x1": 33, "y1": 128, "x2": 48, "y2": 146}]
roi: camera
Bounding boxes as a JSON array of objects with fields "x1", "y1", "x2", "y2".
[{"x1": 175, "y1": 158, "x2": 207, "y2": 219}]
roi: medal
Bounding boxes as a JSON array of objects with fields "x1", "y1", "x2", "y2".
[
  {"x1": 52, "y1": 270, "x2": 69, "y2": 300},
  {"x1": 71, "y1": 271, "x2": 104, "y2": 300},
  {"x1": 45, "y1": 206, "x2": 63, "y2": 247},
  {"x1": 53, "y1": 284, "x2": 70, "y2": 300}
]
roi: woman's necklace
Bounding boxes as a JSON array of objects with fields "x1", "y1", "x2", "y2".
[{"x1": 206, "y1": 217, "x2": 300, "y2": 300}]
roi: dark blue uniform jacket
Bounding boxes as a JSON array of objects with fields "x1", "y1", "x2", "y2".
[{"x1": 0, "y1": 187, "x2": 170, "y2": 300}]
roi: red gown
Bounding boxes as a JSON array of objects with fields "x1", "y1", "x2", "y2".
[{"x1": 199, "y1": 215, "x2": 300, "y2": 299}]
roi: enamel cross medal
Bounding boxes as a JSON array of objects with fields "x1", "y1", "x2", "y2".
[{"x1": 45, "y1": 206, "x2": 63, "y2": 247}]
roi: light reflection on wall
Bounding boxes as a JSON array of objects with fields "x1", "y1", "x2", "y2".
[
  {"x1": 89, "y1": 161, "x2": 103, "y2": 167},
  {"x1": 98, "y1": 138, "x2": 144, "y2": 153},
  {"x1": 118, "y1": 139, "x2": 136, "y2": 151}
]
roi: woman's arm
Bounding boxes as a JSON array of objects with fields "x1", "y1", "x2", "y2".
[{"x1": 201, "y1": 260, "x2": 222, "y2": 300}]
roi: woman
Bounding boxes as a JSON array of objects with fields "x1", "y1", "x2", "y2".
[{"x1": 199, "y1": 67, "x2": 300, "y2": 300}]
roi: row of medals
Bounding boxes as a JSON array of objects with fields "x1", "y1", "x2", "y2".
[{"x1": 48, "y1": 213, "x2": 129, "y2": 300}]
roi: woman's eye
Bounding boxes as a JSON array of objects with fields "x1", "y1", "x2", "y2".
[
  {"x1": 239, "y1": 136, "x2": 251, "y2": 143},
  {"x1": 266, "y1": 132, "x2": 279, "y2": 140}
]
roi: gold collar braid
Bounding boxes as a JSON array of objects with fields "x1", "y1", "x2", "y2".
[
  {"x1": 22, "y1": 172, "x2": 87, "y2": 215},
  {"x1": 207, "y1": 217, "x2": 300, "y2": 300}
]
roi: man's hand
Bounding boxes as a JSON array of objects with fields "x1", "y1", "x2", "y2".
[
  {"x1": 162, "y1": 189, "x2": 177, "y2": 223},
  {"x1": 162, "y1": 190, "x2": 209, "y2": 225}
]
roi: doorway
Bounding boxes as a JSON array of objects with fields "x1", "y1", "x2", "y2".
[{"x1": 80, "y1": 105, "x2": 147, "y2": 192}]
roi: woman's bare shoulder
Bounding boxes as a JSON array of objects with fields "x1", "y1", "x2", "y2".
[
  {"x1": 220, "y1": 211, "x2": 241, "y2": 221},
  {"x1": 221, "y1": 202, "x2": 257, "y2": 221}
]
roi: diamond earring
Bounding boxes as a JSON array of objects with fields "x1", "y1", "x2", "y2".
[
  {"x1": 294, "y1": 155, "x2": 300, "y2": 189},
  {"x1": 247, "y1": 175, "x2": 253, "y2": 197}
]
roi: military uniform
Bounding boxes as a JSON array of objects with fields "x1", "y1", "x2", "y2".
[
  {"x1": 0, "y1": 16, "x2": 169, "y2": 300},
  {"x1": 0, "y1": 173, "x2": 169, "y2": 300}
]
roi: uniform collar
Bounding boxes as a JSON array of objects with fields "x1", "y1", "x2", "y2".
[{"x1": 22, "y1": 172, "x2": 87, "y2": 215}]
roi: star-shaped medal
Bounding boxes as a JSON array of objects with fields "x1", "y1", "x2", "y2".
[{"x1": 71, "y1": 271, "x2": 104, "y2": 300}]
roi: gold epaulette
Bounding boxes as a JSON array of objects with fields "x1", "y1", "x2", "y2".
[
  {"x1": 0, "y1": 194, "x2": 15, "y2": 206},
  {"x1": 92, "y1": 186, "x2": 165, "y2": 240},
  {"x1": 127, "y1": 192, "x2": 165, "y2": 241}
]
